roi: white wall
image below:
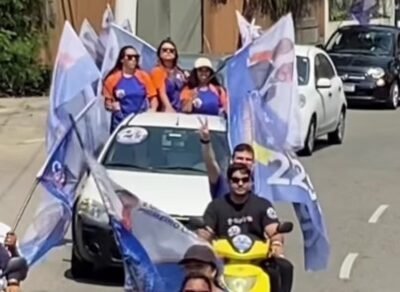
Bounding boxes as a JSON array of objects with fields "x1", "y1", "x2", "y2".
[
  {"x1": 324, "y1": 0, "x2": 395, "y2": 42},
  {"x1": 115, "y1": 0, "x2": 137, "y2": 34}
]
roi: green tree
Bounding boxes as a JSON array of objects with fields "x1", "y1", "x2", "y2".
[
  {"x1": 210, "y1": 0, "x2": 311, "y2": 22},
  {"x1": 0, "y1": 0, "x2": 50, "y2": 97}
]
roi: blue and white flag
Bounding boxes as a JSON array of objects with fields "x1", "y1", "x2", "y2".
[
  {"x1": 83, "y1": 150, "x2": 209, "y2": 291},
  {"x1": 350, "y1": 0, "x2": 378, "y2": 25},
  {"x1": 235, "y1": 10, "x2": 262, "y2": 48},
  {"x1": 121, "y1": 19, "x2": 133, "y2": 33},
  {"x1": 98, "y1": 4, "x2": 115, "y2": 63},
  {"x1": 79, "y1": 19, "x2": 102, "y2": 68},
  {"x1": 46, "y1": 21, "x2": 100, "y2": 152},
  {"x1": 227, "y1": 14, "x2": 330, "y2": 271},
  {"x1": 20, "y1": 99, "x2": 100, "y2": 265}
]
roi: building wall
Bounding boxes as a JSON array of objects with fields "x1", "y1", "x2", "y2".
[{"x1": 41, "y1": 0, "x2": 116, "y2": 65}]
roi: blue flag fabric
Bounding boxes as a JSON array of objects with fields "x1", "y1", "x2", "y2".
[
  {"x1": 350, "y1": 0, "x2": 378, "y2": 25},
  {"x1": 227, "y1": 14, "x2": 330, "y2": 271},
  {"x1": 46, "y1": 21, "x2": 100, "y2": 152},
  {"x1": 82, "y1": 147, "x2": 210, "y2": 291}
]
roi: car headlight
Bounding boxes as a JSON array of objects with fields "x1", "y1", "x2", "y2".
[
  {"x1": 77, "y1": 198, "x2": 108, "y2": 222},
  {"x1": 224, "y1": 276, "x2": 257, "y2": 292},
  {"x1": 367, "y1": 67, "x2": 385, "y2": 79},
  {"x1": 299, "y1": 94, "x2": 306, "y2": 108}
]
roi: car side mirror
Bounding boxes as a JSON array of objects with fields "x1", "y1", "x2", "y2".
[
  {"x1": 316, "y1": 78, "x2": 332, "y2": 89},
  {"x1": 277, "y1": 222, "x2": 293, "y2": 234}
]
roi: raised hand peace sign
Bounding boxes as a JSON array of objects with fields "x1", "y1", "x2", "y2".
[{"x1": 198, "y1": 117, "x2": 210, "y2": 142}]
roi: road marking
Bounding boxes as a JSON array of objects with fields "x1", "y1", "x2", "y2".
[
  {"x1": 339, "y1": 253, "x2": 358, "y2": 280},
  {"x1": 368, "y1": 204, "x2": 389, "y2": 223},
  {"x1": 19, "y1": 138, "x2": 45, "y2": 145}
]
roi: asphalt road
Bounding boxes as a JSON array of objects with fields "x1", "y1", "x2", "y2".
[{"x1": 0, "y1": 99, "x2": 399, "y2": 292}]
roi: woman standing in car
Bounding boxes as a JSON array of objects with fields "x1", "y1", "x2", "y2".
[
  {"x1": 180, "y1": 57, "x2": 228, "y2": 116},
  {"x1": 151, "y1": 38, "x2": 187, "y2": 112},
  {"x1": 103, "y1": 46, "x2": 158, "y2": 133}
]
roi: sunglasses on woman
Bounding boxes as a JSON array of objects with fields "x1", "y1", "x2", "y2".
[
  {"x1": 162, "y1": 47, "x2": 176, "y2": 53},
  {"x1": 124, "y1": 54, "x2": 139, "y2": 60}
]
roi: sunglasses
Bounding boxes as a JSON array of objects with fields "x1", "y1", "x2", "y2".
[
  {"x1": 230, "y1": 176, "x2": 250, "y2": 184},
  {"x1": 124, "y1": 54, "x2": 139, "y2": 60},
  {"x1": 162, "y1": 47, "x2": 176, "y2": 53}
]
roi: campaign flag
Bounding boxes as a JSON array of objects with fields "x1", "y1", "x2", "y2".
[
  {"x1": 79, "y1": 19, "x2": 102, "y2": 68},
  {"x1": 20, "y1": 99, "x2": 101, "y2": 266},
  {"x1": 121, "y1": 19, "x2": 133, "y2": 33},
  {"x1": 46, "y1": 21, "x2": 100, "y2": 152},
  {"x1": 235, "y1": 10, "x2": 262, "y2": 48},
  {"x1": 227, "y1": 14, "x2": 330, "y2": 271},
  {"x1": 350, "y1": 0, "x2": 378, "y2": 25},
  {"x1": 98, "y1": 3, "x2": 115, "y2": 63},
  {"x1": 83, "y1": 148, "x2": 210, "y2": 291}
]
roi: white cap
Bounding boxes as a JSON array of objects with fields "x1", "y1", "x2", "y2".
[{"x1": 194, "y1": 57, "x2": 213, "y2": 70}]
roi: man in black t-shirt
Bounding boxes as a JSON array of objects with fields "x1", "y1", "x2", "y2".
[{"x1": 198, "y1": 163, "x2": 293, "y2": 292}]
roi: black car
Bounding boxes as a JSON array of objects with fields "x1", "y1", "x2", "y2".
[{"x1": 322, "y1": 25, "x2": 400, "y2": 109}]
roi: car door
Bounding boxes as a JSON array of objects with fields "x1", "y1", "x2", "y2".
[
  {"x1": 315, "y1": 53, "x2": 339, "y2": 130},
  {"x1": 314, "y1": 54, "x2": 331, "y2": 131}
]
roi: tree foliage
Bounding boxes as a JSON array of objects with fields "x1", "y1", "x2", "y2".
[
  {"x1": 210, "y1": 0, "x2": 311, "y2": 22},
  {"x1": 0, "y1": 0, "x2": 50, "y2": 97}
]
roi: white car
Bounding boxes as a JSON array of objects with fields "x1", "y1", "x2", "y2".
[
  {"x1": 71, "y1": 112, "x2": 230, "y2": 277},
  {"x1": 296, "y1": 45, "x2": 347, "y2": 155}
]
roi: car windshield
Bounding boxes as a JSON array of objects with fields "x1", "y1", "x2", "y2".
[
  {"x1": 102, "y1": 125, "x2": 230, "y2": 176},
  {"x1": 297, "y1": 56, "x2": 309, "y2": 86},
  {"x1": 326, "y1": 29, "x2": 394, "y2": 56}
]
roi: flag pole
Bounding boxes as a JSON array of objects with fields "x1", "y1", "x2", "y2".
[{"x1": 12, "y1": 178, "x2": 40, "y2": 232}]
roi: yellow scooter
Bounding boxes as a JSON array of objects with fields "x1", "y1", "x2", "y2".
[{"x1": 188, "y1": 219, "x2": 293, "y2": 292}]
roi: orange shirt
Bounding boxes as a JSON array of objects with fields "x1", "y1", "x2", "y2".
[{"x1": 103, "y1": 69, "x2": 157, "y2": 110}]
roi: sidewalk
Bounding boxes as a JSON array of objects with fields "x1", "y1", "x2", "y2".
[{"x1": 0, "y1": 97, "x2": 49, "y2": 115}]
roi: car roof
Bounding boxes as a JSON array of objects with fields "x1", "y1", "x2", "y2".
[
  {"x1": 338, "y1": 24, "x2": 400, "y2": 33},
  {"x1": 122, "y1": 112, "x2": 227, "y2": 132}
]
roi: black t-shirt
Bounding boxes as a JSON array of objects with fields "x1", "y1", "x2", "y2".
[{"x1": 203, "y1": 193, "x2": 279, "y2": 241}]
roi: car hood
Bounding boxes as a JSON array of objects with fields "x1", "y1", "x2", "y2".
[
  {"x1": 80, "y1": 169, "x2": 212, "y2": 217},
  {"x1": 328, "y1": 52, "x2": 392, "y2": 73}
]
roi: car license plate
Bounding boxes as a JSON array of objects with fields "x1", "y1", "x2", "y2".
[{"x1": 344, "y1": 83, "x2": 355, "y2": 92}]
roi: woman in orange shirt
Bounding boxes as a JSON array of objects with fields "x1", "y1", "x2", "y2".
[
  {"x1": 103, "y1": 46, "x2": 158, "y2": 133},
  {"x1": 151, "y1": 38, "x2": 187, "y2": 112},
  {"x1": 180, "y1": 57, "x2": 228, "y2": 116}
]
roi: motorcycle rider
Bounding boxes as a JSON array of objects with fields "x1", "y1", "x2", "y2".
[
  {"x1": 0, "y1": 223, "x2": 28, "y2": 292},
  {"x1": 198, "y1": 117, "x2": 254, "y2": 199},
  {"x1": 179, "y1": 245, "x2": 225, "y2": 292},
  {"x1": 197, "y1": 163, "x2": 293, "y2": 292}
]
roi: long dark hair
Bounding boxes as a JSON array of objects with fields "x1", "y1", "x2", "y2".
[
  {"x1": 104, "y1": 45, "x2": 140, "y2": 80},
  {"x1": 157, "y1": 38, "x2": 179, "y2": 68},
  {"x1": 180, "y1": 272, "x2": 213, "y2": 292},
  {"x1": 186, "y1": 67, "x2": 222, "y2": 90}
]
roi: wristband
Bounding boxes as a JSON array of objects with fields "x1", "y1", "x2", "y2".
[{"x1": 200, "y1": 139, "x2": 210, "y2": 144}]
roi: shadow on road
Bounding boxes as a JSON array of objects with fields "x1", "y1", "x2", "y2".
[
  {"x1": 347, "y1": 101, "x2": 396, "y2": 111},
  {"x1": 64, "y1": 267, "x2": 124, "y2": 287}
]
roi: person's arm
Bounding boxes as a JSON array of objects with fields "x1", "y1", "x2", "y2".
[
  {"x1": 139, "y1": 70, "x2": 159, "y2": 112},
  {"x1": 180, "y1": 87, "x2": 194, "y2": 113},
  {"x1": 198, "y1": 202, "x2": 218, "y2": 242},
  {"x1": 103, "y1": 73, "x2": 120, "y2": 112},
  {"x1": 198, "y1": 117, "x2": 221, "y2": 184},
  {"x1": 151, "y1": 67, "x2": 175, "y2": 112},
  {"x1": 261, "y1": 202, "x2": 285, "y2": 256}
]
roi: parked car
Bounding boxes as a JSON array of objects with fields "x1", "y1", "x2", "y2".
[
  {"x1": 323, "y1": 24, "x2": 400, "y2": 109},
  {"x1": 71, "y1": 112, "x2": 230, "y2": 277},
  {"x1": 296, "y1": 45, "x2": 347, "y2": 156}
]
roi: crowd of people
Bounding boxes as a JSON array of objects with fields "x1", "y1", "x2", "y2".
[{"x1": 103, "y1": 38, "x2": 228, "y2": 133}]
